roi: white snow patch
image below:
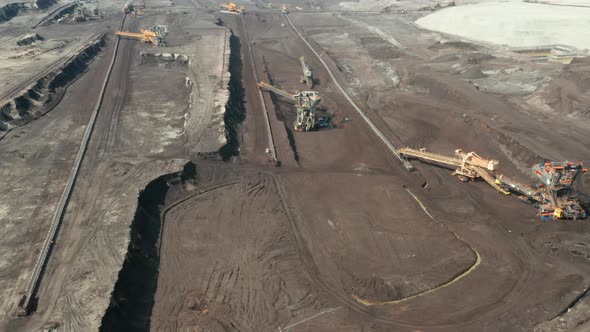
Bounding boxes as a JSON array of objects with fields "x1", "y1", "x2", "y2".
[{"x1": 416, "y1": 2, "x2": 590, "y2": 50}]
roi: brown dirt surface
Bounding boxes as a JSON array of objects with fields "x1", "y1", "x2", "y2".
[
  {"x1": 3, "y1": 0, "x2": 590, "y2": 331},
  {"x1": 543, "y1": 57, "x2": 590, "y2": 117},
  {"x1": 151, "y1": 166, "x2": 305, "y2": 331},
  {"x1": 0, "y1": 2, "x2": 232, "y2": 331},
  {"x1": 150, "y1": 8, "x2": 590, "y2": 332},
  {"x1": 280, "y1": 171, "x2": 476, "y2": 302}
]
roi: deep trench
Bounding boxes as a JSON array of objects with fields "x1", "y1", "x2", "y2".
[
  {"x1": 219, "y1": 32, "x2": 246, "y2": 161},
  {"x1": 262, "y1": 57, "x2": 300, "y2": 163},
  {"x1": 0, "y1": 36, "x2": 105, "y2": 132},
  {"x1": 100, "y1": 27, "x2": 241, "y2": 331},
  {"x1": 0, "y1": 2, "x2": 25, "y2": 22},
  {"x1": 271, "y1": 94, "x2": 300, "y2": 163},
  {"x1": 0, "y1": 0, "x2": 57, "y2": 23},
  {"x1": 99, "y1": 162, "x2": 196, "y2": 331}
]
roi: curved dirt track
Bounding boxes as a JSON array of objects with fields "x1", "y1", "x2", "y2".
[
  {"x1": 152, "y1": 169, "x2": 298, "y2": 331},
  {"x1": 153, "y1": 164, "x2": 549, "y2": 331}
]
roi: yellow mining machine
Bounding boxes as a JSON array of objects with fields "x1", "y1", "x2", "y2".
[
  {"x1": 299, "y1": 56, "x2": 313, "y2": 89},
  {"x1": 115, "y1": 25, "x2": 167, "y2": 46},
  {"x1": 398, "y1": 147, "x2": 508, "y2": 193},
  {"x1": 220, "y1": 2, "x2": 244, "y2": 14},
  {"x1": 257, "y1": 81, "x2": 320, "y2": 131},
  {"x1": 398, "y1": 147, "x2": 588, "y2": 221}
]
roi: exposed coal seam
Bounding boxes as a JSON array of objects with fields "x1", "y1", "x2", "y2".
[
  {"x1": 269, "y1": 93, "x2": 300, "y2": 164},
  {"x1": 0, "y1": 0, "x2": 57, "y2": 23},
  {"x1": 553, "y1": 286, "x2": 590, "y2": 319},
  {"x1": 34, "y1": 0, "x2": 57, "y2": 10},
  {"x1": 261, "y1": 58, "x2": 300, "y2": 164},
  {"x1": 219, "y1": 31, "x2": 246, "y2": 161},
  {"x1": 0, "y1": 2, "x2": 26, "y2": 22},
  {"x1": 0, "y1": 35, "x2": 106, "y2": 136},
  {"x1": 269, "y1": 91, "x2": 299, "y2": 165},
  {"x1": 98, "y1": 176, "x2": 169, "y2": 332},
  {"x1": 98, "y1": 162, "x2": 196, "y2": 332},
  {"x1": 284, "y1": 124, "x2": 300, "y2": 163}
]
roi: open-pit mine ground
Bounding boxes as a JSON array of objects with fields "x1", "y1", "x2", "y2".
[{"x1": 1, "y1": 0, "x2": 590, "y2": 331}]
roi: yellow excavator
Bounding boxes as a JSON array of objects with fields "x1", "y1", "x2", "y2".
[
  {"x1": 220, "y1": 2, "x2": 244, "y2": 14},
  {"x1": 398, "y1": 147, "x2": 509, "y2": 194},
  {"x1": 257, "y1": 81, "x2": 320, "y2": 132},
  {"x1": 115, "y1": 25, "x2": 167, "y2": 46}
]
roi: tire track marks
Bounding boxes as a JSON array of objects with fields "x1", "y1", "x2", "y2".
[{"x1": 16, "y1": 14, "x2": 128, "y2": 316}]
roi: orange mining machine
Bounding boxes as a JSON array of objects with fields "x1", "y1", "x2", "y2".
[
  {"x1": 115, "y1": 25, "x2": 167, "y2": 46},
  {"x1": 399, "y1": 147, "x2": 588, "y2": 221},
  {"x1": 220, "y1": 2, "x2": 244, "y2": 14},
  {"x1": 498, "y1": 161, "x2": 588, "y2": 221}
]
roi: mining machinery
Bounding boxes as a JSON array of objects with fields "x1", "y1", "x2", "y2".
[
  {"x1": 399, "y1": 147, "x2": 508, "y2": 193},
  {"x1": 122, "y1": 1, "x2": 133, "y2": 13},
  {"x1": 257, "y1": 81, "x2": 320, "y2": 131},
  {"x1": 115, "y1": 25, "x2": 167, "y2": 46},
  {"x1": 299, "y1": 56, "x2": 314, "y2": 88},
  {"x1": 72, "y1": 0, "x2": 87, "y2": 22},
  {"x1": 497, "y1": 162, "x2": 587, "y2": 221},
  {"x1": 220, "y1": 2, "x2": 244, "y2": 14},
  {"x1": 399, "y1": 147, "x2": 588, "y2": 221}
]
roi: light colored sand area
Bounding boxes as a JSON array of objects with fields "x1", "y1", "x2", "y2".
[{"x1": 416, "y1": 2, "x2": 590, "y2": 50}]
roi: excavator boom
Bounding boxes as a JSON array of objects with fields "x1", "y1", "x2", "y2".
[
  {"x1": 299, "y1": 56, "x2": 313, "y2": 88},
  {"x1": 116, "y1": 31, "x2": 146, "y2": 39},
  {"x1": 116, "y1": 31, "x2": 156, "y2": 44},
  {"x1": 398, "y1": 147, "x2": 462, "y2": 168},
  {"x1": 473, "y1": 167, "x2": 510, "y2": 195},
  {"x1": 399, "y1": 147, "x2": 508, "y2": 194},
  {"x1": 115, "y1": 26, "x2": 166, "y2": 46},
  {"x1": 399, "y1": 146, "x2": 586, "y2": 220},
  {"x1": 257, "y1": 81, "x2": 294, "y2": 100},
  {"x1": 257, "y1": 81, "x2": 320, "y2": 132}
]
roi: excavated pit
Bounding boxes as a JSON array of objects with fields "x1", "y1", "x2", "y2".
[
  {"x1": 0, "y1": 35, "x2": 106, "y2": 134},
  {"x1": 99, "y1": 31, "x2": 237, "y2": 330},
  {"x1": 99, "y1": 162, "x2": 197, "y2": 332},
  {"x1": 32, "y1": 0, "x2": 57, "y2": 10},
  {"x1": 270, "y1": 94, "x2": 300, "y2": 162},
  {"x1": 0, "y1": 0, "x2": 57, "y2": 23},
  {"x1": 219, "y1": 33, "x2": 245, "y2": 161},
  {"x1": 16, "y1": 33, "x2": 44, "y2": 46},
  {"x1": 0, "y1": 2, "x2": 26, "y2": 22}
]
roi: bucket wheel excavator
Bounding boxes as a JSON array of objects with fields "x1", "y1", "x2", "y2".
[
  {"x1": 220, "y1": 2, "x2": 244, "y2": 14},
  {"x1": 115, "y1": 25, "x2": 167, "y2": 46},
  {"x1": 498, "y1": 162, "x2": 588, "y2": 221},
  {"x1": 399, "y1": 147, "x2": 587, "y2": 221},
  {"x1": 398, "y1": 147, "x2": 508, "y2": 194},
  {"x1": 257, "y1": 81, "x2": 320, "y2": 132}
]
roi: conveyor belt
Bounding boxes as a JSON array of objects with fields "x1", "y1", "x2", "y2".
[
  {"x1": 398, "y1": 147, "x2": 510, "y2": 195},
  {"x1": 258, "y1": 81, "x2": 295, "y2": 101},
  {"x1": 474, "y1": 167, "x2": 510, "y2": 195},
  {"x1": 398, "y1": 147, "x2": 462, "y2": 167}
]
